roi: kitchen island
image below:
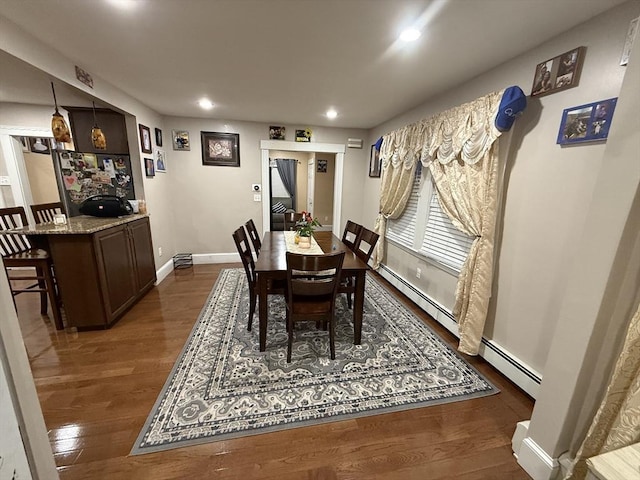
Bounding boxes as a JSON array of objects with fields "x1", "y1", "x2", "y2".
[{"x1": 17, "y1": 214, "x2": 156, "y2": 330}]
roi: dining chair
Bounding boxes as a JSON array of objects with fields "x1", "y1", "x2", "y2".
[
  {"x1": 232, "y1": 226, "x2": 284, "y2": 331},
  {"x1": 342, "y1": 227, "x2": 380, "y2": 308},
  {"x1": 341, "y1": 220, "x2": 362, "y2": 251},
  {"x1": 30, "y1": 201, "x2": 64, "y2": 224},
  {"x1": 283, "y1": 212, "x2": 303, "y2": 231},
  {"x1": 244, "y1": 218, "x2": 261, "y2": 257},
  {"x1": 285, "y1": 251, "x2": 345, "y2": 362},
  {"x1": 0, "y1": 206, "x2": 64, "y2": 330}
]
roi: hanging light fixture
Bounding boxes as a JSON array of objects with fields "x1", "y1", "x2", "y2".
[
  {"x1": 91, "y1": 101, "x2": 107, "y2": 150},
  {"x1": 50, "y1": 82, "x2": 71, "y2": 143}
]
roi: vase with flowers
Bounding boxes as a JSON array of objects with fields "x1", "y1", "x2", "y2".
[{"x1": 295, "y1": 211, "x2": 321, "y2": 248}]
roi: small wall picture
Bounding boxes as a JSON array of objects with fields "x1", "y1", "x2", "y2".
[
  {"x1": 200, "y1": 131, "x2": 240, "y2": 167},
  {"x1": 557, "y1": 97, "x2": 617, "y2": 145},
  {"x1": 144, "y1": 157, "x2": 155, "y2": 177},
  {"x1": 139, "y1": 124, "x2": 152, "y2": 153},
  {"x1": 269, "y1": 126, "x2": 285, "y2": 140},
  {"x1": 29, "y1": 137, "x2": 51, "y2": 155},
  {"x1": 369, "y1": 144, "x2": 381, "y2": 178},
  {"x1": 155, "y1": 149, "x2": 166, "y2": 173},
  {"x1": 172, "y1": 130, "x2": 190, "y2": 151},
  {"x1": 295, "y1": 128, "x2": 312, "y2": 142},
  {"x1": 317, "y1": 159, "x2": 327, "y2": 173},
  {"x1": 531, "y1": 46, "x2": 586, "y2": 97},
  {"x1": 155, "y1": 128, "x2": 163, "y2": 147}
]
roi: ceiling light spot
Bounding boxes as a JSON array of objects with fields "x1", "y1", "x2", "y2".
[
  {"x1": 326, "y1": 109, "x2": 337, "y2": 119},
  {"x1": 399, "y1": 27, "x2": 421, "y2": 42},
  {"x1": 198, "y1": 98, "x2": 214, "y2": 110},
  {"x1": 105, "y1": 0, "x2": 138, "y2": 10}
]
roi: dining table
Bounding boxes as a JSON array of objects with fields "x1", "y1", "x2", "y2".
[{"x1": 254, "y1": 230, "x2": 370, "y2": 352}]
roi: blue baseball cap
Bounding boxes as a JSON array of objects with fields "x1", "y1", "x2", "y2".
[{"x1": 495, "y1": 86, "x2": 527, "y2": 132}]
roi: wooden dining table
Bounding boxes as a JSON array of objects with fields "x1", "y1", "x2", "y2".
[{"x1": 254, "y1": 230, "x2": 370, "y2": 352}]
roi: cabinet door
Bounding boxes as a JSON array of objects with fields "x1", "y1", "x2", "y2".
[
  {"x1": 129, "y1": 218, "x2": 156, "y2": 291},
  {"x1": 95, "y1": 225, "x2": 137, "y2": 319}
]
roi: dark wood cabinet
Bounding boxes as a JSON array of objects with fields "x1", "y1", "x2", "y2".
[
  {"x1": 65, "y1": 106, "x2": 130, "y2": 154},
  {"x1": 47, "y1": 216, "x2": 156, "y2": 329}
]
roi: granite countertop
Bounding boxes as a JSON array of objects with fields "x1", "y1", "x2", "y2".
[{"x1": 6, "y1": 214, "x2": 150, "y2": 235}]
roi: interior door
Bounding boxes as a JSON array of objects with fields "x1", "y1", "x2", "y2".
[{"x1": 307, "y1": 160, "x2": 315, "y2": 215}]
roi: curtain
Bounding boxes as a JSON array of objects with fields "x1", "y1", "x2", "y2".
[
  {"x1": 276, "y1": 158, "x2": 297, "y2": 210},
  {"x1": 565, "y1": 301, "x2": 640, "y2": 480},
  {"x1": 372, "y1": 90, "x2": 504, "y2": 355}
]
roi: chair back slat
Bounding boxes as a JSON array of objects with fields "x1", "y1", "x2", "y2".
[
  {"x1": 0, "y1": 207, "x2": 31, "y2": 256},
  {"x1": 245, "y1": 218, "x2": 261, "y2": 256},
  {"x1": 354, "y1": 228, "x2": 380, "y2": 264},
  {"x1": 287, "y1": 252, "x2": 345, "y2": 298},
  {"x1": 232, "y1": 226, "x2": 256, "y2": 285},
  {"x1": 341, "y1": 220, "x2": 362, "y2": 251},
  {"x1": 31, "y1": 202, "x2": 64, "y2": 224},
  {"x1": 283, "y1": 212, "x2": 303, "y2": 231}
]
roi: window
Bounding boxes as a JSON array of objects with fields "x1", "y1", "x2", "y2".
[{"x1": 387, "y1": 163, "x2": 474, "y2": 273}]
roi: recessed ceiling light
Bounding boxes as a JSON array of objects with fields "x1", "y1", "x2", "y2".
[
  {"x1": 198, "y1": 98, "x2": 214, "y2": 110},
  {"x1": 326, "y1": 109, "x2": 338, "y2": 119},
  {"x1": 399, "y1": 27, "x2": 421, "y2": 42},
  {"x1": 106, "y1": 0, "x2": 138, "y2": 10}
]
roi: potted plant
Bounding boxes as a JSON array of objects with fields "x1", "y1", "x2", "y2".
[{"x1": 295, "y1": 212, "x2": 321, "y2": 248}]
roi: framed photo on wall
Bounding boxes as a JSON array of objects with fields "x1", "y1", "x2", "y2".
[
  {"x1": 155, "y1": 149, "x2": 166, "y2": 173},
  {"x1": 200, "y1": 131, "x2": 240, "y2": 167},
  {"x1": 530, "y1": 46, "x2": 586, "y2": 97},
  {"x1": 172, "y1": 130, "x2": 190, "y2": 151},
  {"x1": 557, "y1": 97, "x2": 617, "y2": 145},
  {"x1": 155, "y1": 128, "x2": 163, "y2": 147},
  {"x1": 139, "y1": 124, "x2": 152, "y2": 153},
  {"x1": 144, "y1": 157, "x2": 155, "y2": 177},
  {"x1": 369, "y1": 144, "x2": 381, "y2": 178}
]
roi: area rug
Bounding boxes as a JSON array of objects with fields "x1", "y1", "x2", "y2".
[{"x1": 132, "y1": 268, "x2": 497, "y2": 454}]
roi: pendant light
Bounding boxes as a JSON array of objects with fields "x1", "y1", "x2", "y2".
[
  {"x1": 50, "y1": 82, "x2": 71, "y2": 143},
  {"x1": 91, "y1": 101, "x2": 107, "y2": 150}
]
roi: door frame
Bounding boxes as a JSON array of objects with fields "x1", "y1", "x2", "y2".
[{"x1": 260, "y1": 140, "x2": 345, "y2": 236}]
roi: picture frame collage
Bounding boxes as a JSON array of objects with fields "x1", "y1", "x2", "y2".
[{"x1": 139, "y1": 124, "x2": 167, "y2": 176}]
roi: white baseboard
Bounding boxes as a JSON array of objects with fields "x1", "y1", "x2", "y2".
[
  {"x1": 518, "y1": 437, "x2": 559, "y2": 480},
  {"x1": 378, "y1": 264, "x2": 541, "y2": 399},
  {"x1": 192, "y1": 253, "x2": 239, "y2": 264},
  {"x1": 155, "y1": 258, "x2": 174, "y2": 285}
]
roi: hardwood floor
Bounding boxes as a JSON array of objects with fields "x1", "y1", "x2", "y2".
[{"x1": 15, "y1": 264, "x2": 534, "y2": 479}]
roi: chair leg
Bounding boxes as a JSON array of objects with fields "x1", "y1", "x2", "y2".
[
  {"x1": 36, "y1": 266, "x2": 48, "y2": 315},
  {"x1": 287, "y1": 317, "x2": 294, "y2": 363},
  {"x1": 248, "y1": 290, "x2": 256, "y2": 331},
  {"x1": 42, "y1": 264, "x2": 63, "y2": 330},
  {"x1": 329, "y1": 316, "x2": 335, "y2": 360}
]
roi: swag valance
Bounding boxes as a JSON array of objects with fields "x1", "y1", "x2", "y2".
[{"x1": 374, "y1": 89, "x2": 510, "y2": 355}]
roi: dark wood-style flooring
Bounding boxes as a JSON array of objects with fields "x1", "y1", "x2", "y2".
[{"x1": 15, "y1": 264, "x2": 534, "y2": 479}]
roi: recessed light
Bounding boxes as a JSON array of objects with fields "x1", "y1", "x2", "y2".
[
  {"x1": 399, "y1": 27, "x2": 421, "y2": 42},
  {"x1": 198, "y1": 98, "x2": 214, "y2": 110},
  {"x1": 326, "y1": 109, "x2": 337, "y2": 119}
]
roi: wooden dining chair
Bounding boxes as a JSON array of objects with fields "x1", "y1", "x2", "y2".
[
  {"x1": 30, "y1": 201, "x2": 64, "y2": 224},
  {"x1": 283, "y1": 212, "x2": 303, "y2": 231},
  {"x1": 244, "y1": 218, "x2": 261, "y2": 257},
  {"x1": 232, "y1": 226, "x2": 284, "y2": 331},
  {"x1": 341, "y1": 220, "x2": 362, "y2": 251},
  {"x1": 342, "y1": 227, "x2": 380, "y2": 308},
  {"x1": 0, "y1": 206, "x2": 64, "y2": 330},
  {"x1": 285, "y1": 251, "x2": 345, "y2": 362}
]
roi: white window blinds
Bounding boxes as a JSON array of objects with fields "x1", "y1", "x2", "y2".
[{"x1": 387, "y1": 164, "x2": 421, "y2": 248}]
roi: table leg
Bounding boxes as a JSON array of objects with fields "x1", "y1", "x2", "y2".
[
  {"x1": 353, "y1": 271, "x2": 366, "y2": 345},
  {"x1": 258, "y1": 273, "x2": 268, "y2": 351}
]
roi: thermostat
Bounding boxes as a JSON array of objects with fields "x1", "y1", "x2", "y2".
[{"x1": 252, "y1": 184, "x2": 261, "y2": 192}]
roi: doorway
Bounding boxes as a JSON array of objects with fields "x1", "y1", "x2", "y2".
[{"x1": 260, "y1": 140, "x2": 345, "y2": 236}]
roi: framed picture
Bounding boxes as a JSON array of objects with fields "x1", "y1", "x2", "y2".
[
  {"x1": 269, "y1": 126, "x2": 285, "y2": 140},
  {"x1": 155, "y1": 149, "x2": 166, "y2": 173},
  {"x1": 317, "y1": 159, "x2": 327, "y2": 173},
  {"x1": 369, "y1": 144, "x2": 381, "y2": 178},
  {"x1": 531, "y1": 46, "x2": 585, "y2": 98},
  {"x1": 155, "y1": 128, "x2": 163, "y2": 147},
  {"x1": 295, "y1": 128, "x2": 312, "y2": 142},
  {"x1": 200, "y1": 131, "x2": 240, "y2": 167},
  {"x1": 144, "y1": 157, "x2": 155, "y2": 177},
  {"x1": 139, "y1": 124, "x2": 152, "y2": 153},
  {"x1": 29, "y1": 137, "x2": 51, "y2": 155},
  {"x1": 172, "y1": 130, "x2": 190, "y2": 150},
  {"x1": 557, "y1": 97, "x2": 617, "y2": 145}
]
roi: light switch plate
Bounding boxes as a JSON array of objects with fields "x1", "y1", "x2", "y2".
[
  {"x1": 253, "y1": 193, "x2": 262, "y2": 202},
  {"x1": 0, "y1": 176, "x2": 10, "y2": 185}
]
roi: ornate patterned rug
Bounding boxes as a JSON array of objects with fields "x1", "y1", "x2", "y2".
[{"x1": 132, "y1": 268, "x2": 497, "y2": 454}]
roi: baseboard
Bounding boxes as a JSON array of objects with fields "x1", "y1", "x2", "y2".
[
  {"x1": 192, "y1": 253, "x2": 239, "y2": 264},
  {"x1": 518, "y1": 437, "x2": 559, "y2": 480},
  {"x1": 378, "y1": 264, "x2": 541, "y2": 399},
  {"x1": 155, "y1": 258, "x2": 174, "y2": 285}
]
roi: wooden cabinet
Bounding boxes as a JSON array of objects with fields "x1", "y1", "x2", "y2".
[
  {"x1": 65, "y1": 106, "x2": 129, "y2": 154},
  {"x1": 48, "y1": 216, "x2": 156, "y2": 329}
]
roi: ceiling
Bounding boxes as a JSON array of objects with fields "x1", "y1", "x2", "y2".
[{"x1": 0, "y1": 0, "x2": 627, "y2": 129}]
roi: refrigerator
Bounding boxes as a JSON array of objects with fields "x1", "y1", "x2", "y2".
[{"x1": 53, "y1": 150, "x2": 136, "y2": 217}]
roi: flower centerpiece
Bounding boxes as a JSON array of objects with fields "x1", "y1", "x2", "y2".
[{"x1": 295, "y1": 211, "x2": 321, "y2": 248}]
